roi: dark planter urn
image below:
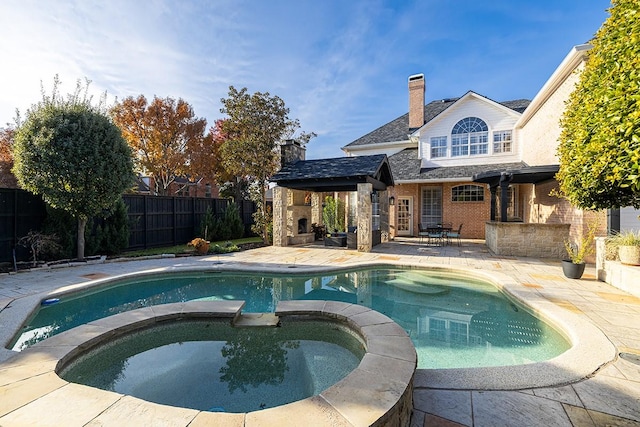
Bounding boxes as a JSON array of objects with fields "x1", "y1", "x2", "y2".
[
  {"x1": 324, "y1": 235, "x2": 347, "y2": 247},
  {"x1": 561, "y1": 260, "x2": 586, "y2": 279}
]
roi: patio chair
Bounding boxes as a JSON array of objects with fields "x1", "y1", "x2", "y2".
[
  {"x1": 427, "y1": 229, "x2": 445, "y2": 246},
  {"x1": 447, "y1": 224, "x2": 463, "y2": 246},
  {"x1": 418, "y1": 223, "x2": 429, "y2": 243}
]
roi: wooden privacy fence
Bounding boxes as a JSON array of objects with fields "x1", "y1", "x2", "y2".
[{"x1": 0, "y1": 188, "x2": 256, "y2": 263}]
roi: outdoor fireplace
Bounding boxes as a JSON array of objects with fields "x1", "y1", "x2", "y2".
[
  {"x1": 298, "y1": 218, "x2": 308, "y2": 235},
  {"x1": 288, "y1": 201, "x2": 315, "y2": 245}
]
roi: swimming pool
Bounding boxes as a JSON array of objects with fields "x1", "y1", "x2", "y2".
[{"x1": 11, "y1": 266, "x2": 570, "y2": 369}]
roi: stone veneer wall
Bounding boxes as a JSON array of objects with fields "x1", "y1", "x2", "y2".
[{"x1": 485, "y1": 222, "x2": 570, "y2": 258}]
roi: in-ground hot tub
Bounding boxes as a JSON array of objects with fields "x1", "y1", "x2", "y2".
[{"x1": 6, "y1": 300, "x2": 416, "y2": 426}]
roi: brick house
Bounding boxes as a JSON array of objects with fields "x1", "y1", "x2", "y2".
[
  {"x1": 342, "y1": 43, "x2": 604, "y2": 252},
  {"x1": 134, "y1": 174, "x2": 219, "y2": 198}
]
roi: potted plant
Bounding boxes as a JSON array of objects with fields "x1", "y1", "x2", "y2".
[
  {"x1": 562, "y1": 222, "x2": 597, "y2": 279},
  {"x1": 187, "y1": 237, "x2": 210, "y2": 255},
  {"x1": 606, "y1": 230, "x2": 640, "y2": 265}
]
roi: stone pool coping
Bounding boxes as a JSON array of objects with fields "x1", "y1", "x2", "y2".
[
  {"x1": 1, "y1": 261, "x2": 617, "y2": 392},
  {"x1": 0, "y1": 300, "x2": 416, "y2": 427}
]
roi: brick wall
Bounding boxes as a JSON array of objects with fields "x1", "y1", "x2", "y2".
[
  {"x1": 389, "y1": 182, "x2": 490, "y2": 239},
  {"x1": 441, "y1": 182, "x2": 490, "y2": 239}
]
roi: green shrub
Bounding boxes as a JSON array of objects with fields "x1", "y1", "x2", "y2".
[
  {"x1": 91, "y1": 198, "x2": 130, "y2": 255},
  {"x1": 42, "y1": 199, "x2": 130, "y2": 258},
  {"x1": 223, "y1": 202, "x2": 245, "y2": 239},
  {"x1": 210, "y1": 241, "x2": 240, "y2": 254},
  {"x1": 323, "y1": 196, "x2": 345, "y2": 233}
]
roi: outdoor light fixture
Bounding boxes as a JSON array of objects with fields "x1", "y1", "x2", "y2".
[{"x1": 389, "y1": 196, "x2": 395, "y2": 206}]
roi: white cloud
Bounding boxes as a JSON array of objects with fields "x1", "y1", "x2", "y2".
[{"x1": 0, "y1": 0, "x2": 608, "y2": 159}]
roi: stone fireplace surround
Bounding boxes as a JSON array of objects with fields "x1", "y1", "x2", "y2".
[{"x1": 288, "y1": 204, "x2": 315, "y2": 245}]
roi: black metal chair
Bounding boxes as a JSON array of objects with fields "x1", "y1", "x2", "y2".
[
  {"x1": 447, "y1": 224, "x2": 463, "y2": 246},
  {"x1": 418, "y1": 223, "x2": 429, "y2": 243}
]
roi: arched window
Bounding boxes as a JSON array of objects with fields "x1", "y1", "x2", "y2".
[
  {"x1": 451, "y1": 117, "x2": 488, "y2": 156},
  {"x1": 452, "y1": 184, "x2": 485, "y2": 202}
]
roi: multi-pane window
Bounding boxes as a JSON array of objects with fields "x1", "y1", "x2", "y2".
[
  {"x1": 430, "y1": 136, "x2": 447, "y2": 158},
  {"x1": 493, "y1": 130, "x2": 512, "y2": 153},
  {"x1": 451, "y1": 117, "x2": 488, "y2": 157},
  {"x1": 421, "y1": 187, "x2": 442, "y2": 226},
  {"x1": 452, "y1": 185, "x2": 485, "y2": 202}
]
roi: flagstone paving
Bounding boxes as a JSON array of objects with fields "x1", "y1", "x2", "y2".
[{"x1": 0, "y1": 238, "x2": 639, "y2": 426}]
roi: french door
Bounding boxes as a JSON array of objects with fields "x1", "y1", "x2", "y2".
[{"x1": 397, "y1": 197, "x2": 413, "y2": 236}]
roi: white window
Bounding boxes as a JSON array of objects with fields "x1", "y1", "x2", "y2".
[
  {"x1": 493, "y1": 130, "x2": 512, "y2": 153},
  {"x1": 421, "y1": 187, "x2": 442, "y2": 226},
  {"x1": 451, "y1": 117, "x2": 488, "y2": 157},
  {"x1": 452, "y1": 185, "x2": 485, "y2": 202},
  {"x1": 430, "y1": 136, "x2": 447, "y2": 158}
]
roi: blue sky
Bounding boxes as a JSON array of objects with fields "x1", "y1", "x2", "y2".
[{"x1": 0, "y1": 0, "x2": 609, "y2": 159}]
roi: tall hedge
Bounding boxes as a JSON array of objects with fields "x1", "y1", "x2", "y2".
[{"x1": 557, "y1": 0, "x2": 640, "y2": 209}]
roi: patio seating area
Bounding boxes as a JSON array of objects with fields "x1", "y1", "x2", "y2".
[
  {"x1": 418, "y1": 223, "x2": 463, "y2": 247},
  {"x1": 0, "y1": 238, "x2": 639, "y2": 426}
]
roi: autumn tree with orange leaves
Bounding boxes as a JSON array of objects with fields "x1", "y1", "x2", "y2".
[
  {"x1": 110, "y1": 95, "x2": 210, "y2": 196},
  {"x1": 0, "y1": 127, "x2": 18, "y2": 188},
  {"x1": 188, "y1": 118, "x2": 227, "y2": 194}
]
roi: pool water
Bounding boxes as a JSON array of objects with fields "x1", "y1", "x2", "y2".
[
  {"x1": 13, "y1": 267, "x2": 570, "y2": 369},
  {"x1": 59, "y1": 319, "x2": 363, "y2": 413}
]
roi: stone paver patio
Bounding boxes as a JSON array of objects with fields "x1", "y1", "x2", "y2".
[{"x1": 1, "y1": 238, "x2": 639, "y2": 426}]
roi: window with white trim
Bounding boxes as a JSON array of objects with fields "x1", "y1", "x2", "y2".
[
  {"x1": 493, "y1": 130, "x2": 512, "y2": 153},
  {"x1": 451, "y1": 117, "x2": 488, "y2": 156},
  {"x1": 421, "y1": 187, "x2": 442, "y2": 226},
  {"x1": 452, "y1": 184, "x2": 485, "y2": 202},
  {"x1": 430, "y1": 136, "x2": 447, "y2": 158}
]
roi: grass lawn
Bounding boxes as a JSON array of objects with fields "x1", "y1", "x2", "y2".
[{"x1": 120, "y1": 237, "x2": 264, "y2": 257}]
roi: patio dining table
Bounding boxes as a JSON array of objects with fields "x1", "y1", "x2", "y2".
[{"x1": 425, "y1": 225, "x2": 452, "y2": 246}]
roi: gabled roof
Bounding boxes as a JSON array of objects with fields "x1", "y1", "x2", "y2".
[
  {"x1": 389, "y1": 148, "x2": 528, "y2": 182},
  {"x1": 271, "y1": 154, "x2": 394, "y2": 192},
  {"x1": 343, "y1": 95, "x2": 530, "y2": 149}
]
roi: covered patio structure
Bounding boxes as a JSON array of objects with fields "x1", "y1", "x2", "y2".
[{"x1": 270, "y1": 154, "x2": 394, "y2": 252}]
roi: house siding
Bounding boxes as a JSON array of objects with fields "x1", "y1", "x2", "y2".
[
  {"x1": 419, "y1": 97, "x2": 521, "y2": 167},
  {"x1": 519, "y1": 61, "x2": 586, "y2": 166}
]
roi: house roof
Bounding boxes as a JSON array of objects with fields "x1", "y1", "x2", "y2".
[
  {"x1": 271, "y1": 154, "x2": 394, "y2": 192},
  {"x1": 389, "y1": 148, "x2": 529, "y2": 182},
  {"x1": 343, "y1": 95, "x2": 530, "y2": 149}
]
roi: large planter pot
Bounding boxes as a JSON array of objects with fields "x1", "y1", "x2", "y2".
[
  {"x1": 195, "y1": 242, "x2": 210, "y2": 254},
  {"x1": 324, "y1": 235, "x2": 347, "y2": 247},
  {"x1": 618, "y1": 245, "x2": 640, "y2": 265},
  {"x1": 562, "y1": 260, "x2": 586, "y2": 279}
]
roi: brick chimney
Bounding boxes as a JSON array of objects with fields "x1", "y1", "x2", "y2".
[{"x1": 408, "y1": 73, "x2": 425, "y2": 129}]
